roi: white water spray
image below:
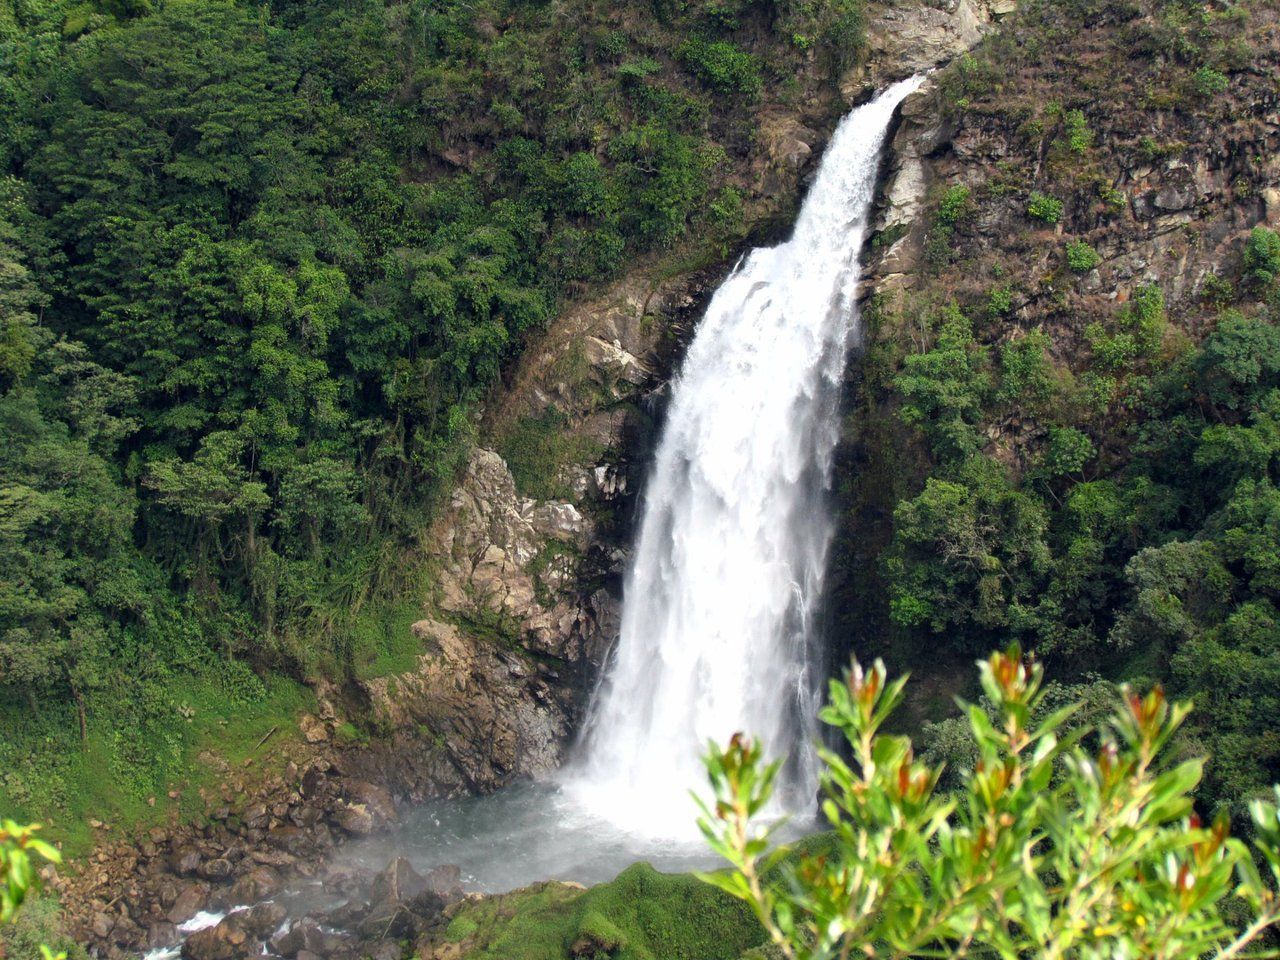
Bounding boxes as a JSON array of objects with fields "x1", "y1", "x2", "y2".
[{"x1": 563, "y1": 75, "x2": 926, "y2": 839}]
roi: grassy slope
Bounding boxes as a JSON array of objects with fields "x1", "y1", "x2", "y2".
[{"x1": 0, "y1": 591, "x2": 430, "y2": 857}]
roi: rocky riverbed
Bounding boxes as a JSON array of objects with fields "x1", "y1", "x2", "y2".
[{"x1": 168, "y1": 856, "x2": 471, "y2": 960}]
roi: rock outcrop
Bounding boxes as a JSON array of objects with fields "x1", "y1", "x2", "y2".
[{"x1": 359, "y1": 617, "x2": 569, "y2": 791}]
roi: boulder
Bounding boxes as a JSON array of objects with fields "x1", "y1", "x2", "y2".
[
  {"x1": 370, "y1": 858, "x2": 428, "y2": 905},
  {"x1": 229, "y1": 866, "x2": 281, "y2": 904},
  {"x1": 422, "y1": 864, "x2": 463, "y2": 901},
  {"x1": 343, "y1": 781, "x2": 397, "y2": 825},
  {"x1": 270, "y1": 918, "x2": 351, "y2": 959},
  {"x1": 332, "y1": 802, "x2": 375, "y2": 836},
  {"x1": 197, "y1": 859, "x2": 233, "y2": 881},
  {"x1": 240, "y1": 902, "x2": 287, "y2": 938},
  {"x1": 145, "y1": 922, "x2": 179, "y2": 950},
  {"x1": 169, "y1": 847, "x2": 202, "y2": 876},
  {"x1": 181, "y1": 914, "x2": 253, "y2": 960},
  {"x1": 363, "y1": 941, "x2": 404, "y2": 960},
  {"x1": 299, "y1": 714, "x2": 329, "y2": 744},
  {"x1": 357, "y1": 900, "x2": 420, "y2": 941},
  {"x1": 167, "y1": 883, "x2": 209, "y2": 925},
  {"x1": 242, "y1": 804, "x2": 269, "y2": 830},
  {"x1": 90, "y1": 912, "x2": 115, "y2": 939}
]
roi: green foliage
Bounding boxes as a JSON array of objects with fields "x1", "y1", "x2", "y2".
[
  {"x1": 1244, "y1": 227, "x2": 1280, "y2": 292},
  {"x1": 440, "y1": 862, "x2": 762, "y2": 959},
  {"x1": 885, "y1": 457, "x2": 1049, "y2": 633},
  {"x1": 879, "y1": 279, "x2": 1280, "y2": 813},
  {"x1": 1038, "y1": 426, "x2": 1096, "y2": 479},
  {"x1": 698, "y1": 650, "x2": 1280, "y2": 960},
  {"x1": 997, "y1": 330, "x2": 1055, "y2": 411},
  {"x1": 0, "y1": 821, "x2": 59, "y2": 925},
  {"x1": 1061, "y1": 108, "x2": 1092, "y2": 153},
  {"x1": 895, "y1": 305, "x2": 990, "y2": 460},
  {"x1": 986, "y1": 285, "x2": 1013, "y2": 317},
  {"x1": 1065, "y1": 238, "x2": 1101, "y2": 273},
  {"x1": 774, "y1": 0, "x2": 865, "y2": 70},
  {"x1": 937, "y1": 184, "x2": 973, "y2": 226},
  {"x1": 1026, "y1": 191, "x2": 1064, "y2": 224},
  {"x1": 1191, "y1": 66, "x2": 1229, "y2": 97},
  {"x1": 925, "y1": 184, "x2": 973, "y2": 268},
  {"x1": 678, "y1": 38, "x2": 762, "y2": 96}
]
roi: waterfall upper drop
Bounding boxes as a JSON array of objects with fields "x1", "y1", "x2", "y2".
[{"x1": 564, "y1": 75, "x2": 926, "y2": 840}]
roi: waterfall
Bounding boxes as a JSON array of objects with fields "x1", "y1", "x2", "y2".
[{"x1": 563, "y1": 75, "x2": 926, "y2": 840}]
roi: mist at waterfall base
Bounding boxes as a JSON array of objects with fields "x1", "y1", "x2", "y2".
[{"x1": 338, "y1": 75, "x2": 925, "y2": 895}]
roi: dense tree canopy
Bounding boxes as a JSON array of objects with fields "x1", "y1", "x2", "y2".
[{"x1": 0, "y1": 0, "x2": 865, "y2": 825}]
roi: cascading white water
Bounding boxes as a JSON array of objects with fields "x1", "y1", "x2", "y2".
[{"x1": 562, "y1": 75, "x2": 926, "y2": 840}]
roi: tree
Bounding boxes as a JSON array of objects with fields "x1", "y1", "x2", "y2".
[{"x1": 697, "y1": 649, "x2": 1280, "y2": 960}]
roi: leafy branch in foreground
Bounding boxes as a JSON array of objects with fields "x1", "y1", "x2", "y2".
[
  {"x1": 1, "y1": 818, "x2": 67, "y2": 960},
  {"x1": 1, "y1": 820, "x2": 59, "y2": 926},
  {"x1": 697, "y1": 649, "x2": 1280, "y2": 960}
]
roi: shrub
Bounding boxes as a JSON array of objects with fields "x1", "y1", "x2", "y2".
[
  {"x1": 1065, "y1": 238, "x2": 1100, "y2": 273},
  {"x1": 1027, "y1": 191, "x2": 1064, "y2": 224},
  {"x1": 1244, "y1": 227, "x2": 1280, "y2": 291},
  {"x1": 1039, "y1": 425, "x2": 1095, "y2": 478},
  {"x1": 937, "y1": 184, "x2": 973, "y2": 226},
  {"x1": 1062, "y1": 108, "x2": 1091, "y2": 153},
  {"x1": 1191, "y1": 66, "x2": 1229, "y2": 97},
  {"x1": 926, "y1": 185, "x2": 974, "y2": 267},
  {"x1": 677, "y1": 38, "x2": 762, "y2": 96},
  {"x1": 697, "y1": 649, "x2": 1280, "y2": 960},
  {"x1": 987, "y1": 285, "x2": 1013, "y2": 317}
]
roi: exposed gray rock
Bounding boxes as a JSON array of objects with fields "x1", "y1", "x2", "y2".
[
  {"x1": 359, "y1": 619, "x2": 569, "y2": 792},
  {"x1": 868, "y1": 77, "x2": 959, "y2": 292},
  {"x1": 856, "y1": 0, "x2": 1005, "y2": 88},
  {"x1": 228, "y1": 866, "x2": 281, "y2": 904}
]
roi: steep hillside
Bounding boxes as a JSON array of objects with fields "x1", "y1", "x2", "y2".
[
  {"x1": 836, "y1": 0, "x2": 1280, "y2": 817},
  {"x1": 0, "y1": 0, "x2": 867, "y2": 838}
]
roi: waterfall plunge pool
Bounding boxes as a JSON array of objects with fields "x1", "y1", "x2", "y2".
[{"x1": 337, "y1": 780, "x2": 816, "y2": 894}]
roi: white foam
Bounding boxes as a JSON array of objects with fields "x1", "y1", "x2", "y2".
[{"x1": 563, "y1": 75, "x2": 927, "y2": 840}]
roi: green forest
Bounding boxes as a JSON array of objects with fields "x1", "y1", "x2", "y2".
[{"x1": 0, "y1": 0, "x2": 858, "y2": 834}]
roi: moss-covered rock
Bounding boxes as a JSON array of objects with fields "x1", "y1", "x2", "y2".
[{"x1": 423, "y1": 863, "x2": 764, "y2": 960}]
